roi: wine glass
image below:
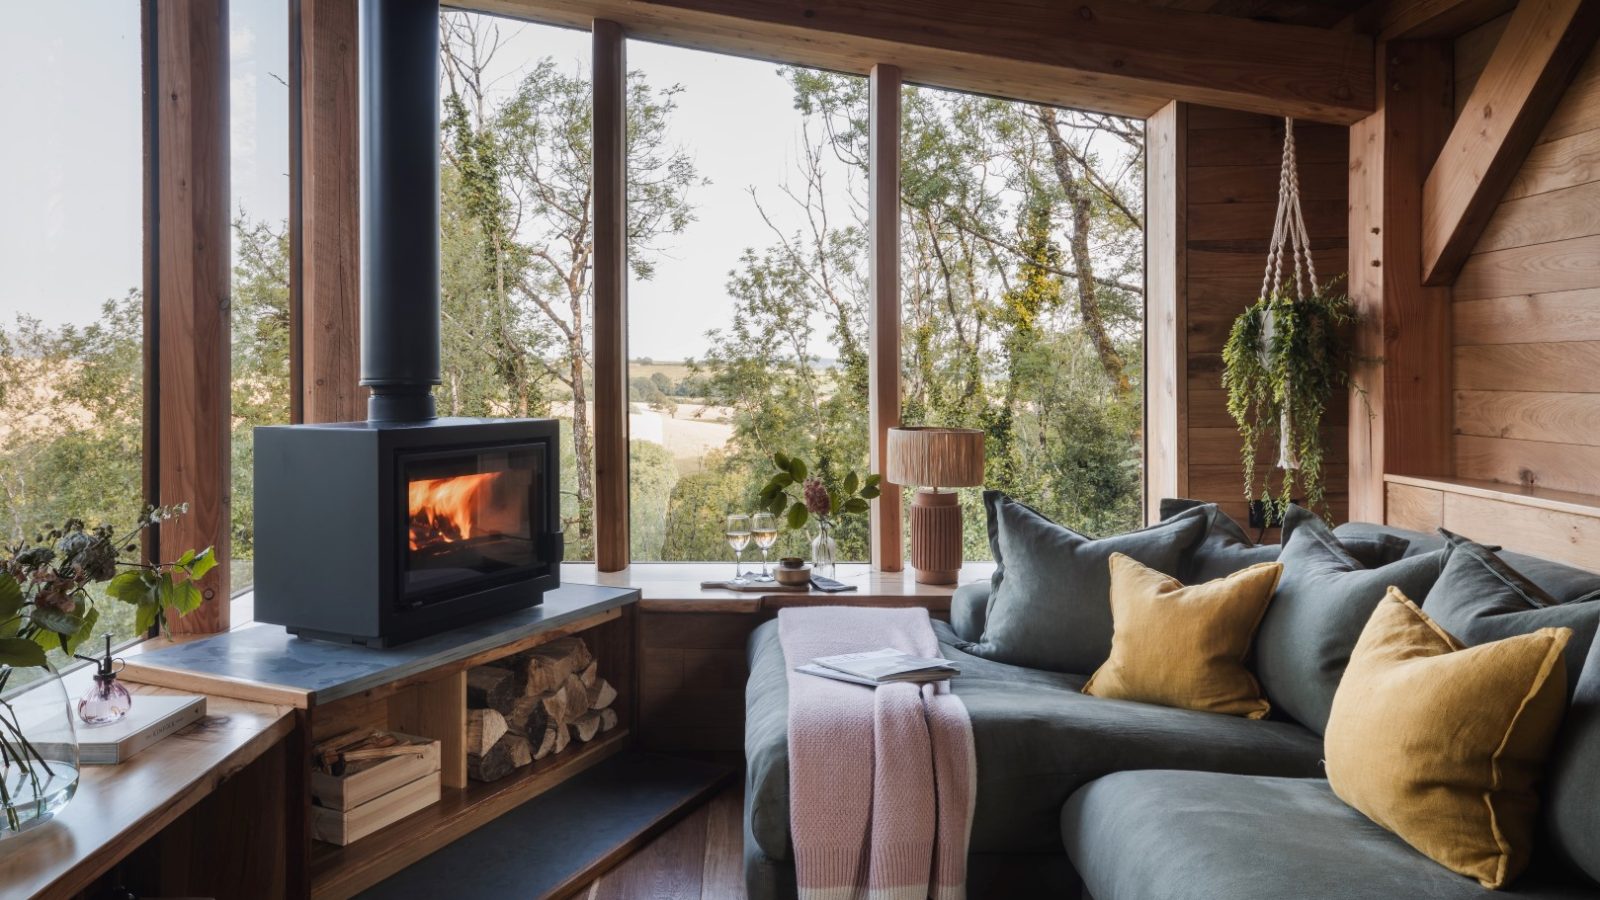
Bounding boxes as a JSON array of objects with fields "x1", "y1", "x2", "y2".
[
  {"x1": 725, "y1": 514, "x2": 753, "y2": 584},
  {"x1": 751, "y1": 512, "x2": 779, "y2": 582}
]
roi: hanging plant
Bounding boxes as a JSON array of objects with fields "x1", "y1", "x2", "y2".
[
  {"x1": 1223, "y1": 280, "x2": 1357, "y2": 519},
  {"x1": 1221, "y1": 118, "x2": 1360, "y2": 522}
]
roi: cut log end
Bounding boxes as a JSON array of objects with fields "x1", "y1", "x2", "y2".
[
  {"x1": 466, "y1": 665, "x2": 518, "y2": 715},
  {"x1": 586, "y1": 678, "x2": 617, "y2": 711},
  {"x1": 466, "y1": 708, "x2": 508, "y2": 757}
]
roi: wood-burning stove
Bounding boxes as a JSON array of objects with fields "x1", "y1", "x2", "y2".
[{"x1": 251, "y1": 0, "x2": 562, "y2": 646}]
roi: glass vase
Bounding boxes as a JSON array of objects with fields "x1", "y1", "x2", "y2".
[
  {"x1": 0, "y1": 667, "x2": 80, "y2": 838},
  {"x1": 810, "y1": 522, "x2": 838, "y2": 579}
]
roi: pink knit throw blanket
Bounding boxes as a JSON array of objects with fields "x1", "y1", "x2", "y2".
[{"x1": 779, "y1": 606, "x2": 976, "y2": 900}]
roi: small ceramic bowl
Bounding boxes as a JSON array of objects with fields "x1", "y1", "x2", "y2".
[{"x1": 775, "y1": 565, "x2": 812, "y2": 587}]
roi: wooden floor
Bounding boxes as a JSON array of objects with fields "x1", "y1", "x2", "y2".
[{"x1": 574, "y1": 784, "x2": 746, "y2": 899}]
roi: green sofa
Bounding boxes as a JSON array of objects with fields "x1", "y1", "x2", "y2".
[{"x1": 742, "y1": 522, "x2": 1600, "y2": 899}]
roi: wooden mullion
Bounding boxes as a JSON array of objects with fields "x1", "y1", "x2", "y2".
[
  {"x1": 868, "y1": 63, "x2": 903, "y2": 572},
  {"x1": 295, "y1": 0, "x2": 363, "y2": 424},
  {"x1": 593, "y1": 19, "x2": 629, "y2": 571},
  {"x1": 155, "y1": 0, "x2": 231, "y2": 633},
  {"x1": 1347, "y1": 39, "x2": 1455, "y2": 521},
  {"x1": 1143, "y1": 101, "x2": 1187, "y2": 524}
]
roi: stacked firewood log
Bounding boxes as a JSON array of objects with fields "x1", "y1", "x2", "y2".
[{"x1": 464, "y1": 636, "x2": 619, "y2": 782}]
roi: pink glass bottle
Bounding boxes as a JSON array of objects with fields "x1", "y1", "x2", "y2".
[{"x1": 75, "y1": 635, "x2": 131, "y2": 727}]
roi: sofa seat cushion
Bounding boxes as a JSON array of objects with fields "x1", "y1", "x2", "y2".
[
  {"x1": 746, "y1": 618, "x2": 1324, "y2": 862},
  {"x1": 1062, "y1": 771, "x2": 1596, "y2": 900}
]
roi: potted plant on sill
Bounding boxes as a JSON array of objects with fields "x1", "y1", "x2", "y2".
[
  {"x1": 758, "y1": 453, "x2": 881, "y2": 578},
  {"x1": 1221, "y1": 118, "x2": 1359, "y2": 523},
  {"x1": 0, "y1": 505, "x2": 213, "y2": 836}
]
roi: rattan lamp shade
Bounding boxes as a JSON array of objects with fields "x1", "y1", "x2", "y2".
[
  {"x1": 886, "y1": 427, "x2": 985, "y2": 488},
  {"x1": 886, "y1": 427, "x2": 985, "y2": 585}
]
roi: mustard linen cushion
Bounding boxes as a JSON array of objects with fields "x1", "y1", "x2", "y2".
[
  {"x1": 1084, "y1": 553, "x2": 1281, "y2": 719},
  {"x1": 1324, "y1": 589, "x2": 1571, "y2": 889}
]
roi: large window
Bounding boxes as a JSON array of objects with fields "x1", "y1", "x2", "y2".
[
  {"x1": 230, "y1": 0, "x2": 292, "y2": 595},
  {"x1": 435, "y1": 12, "x2": 594, "y2": 560},
  {"x1": 0, "y1": 3, "x2": 144, "y2": 675},
  {"x1": 625, "y1": 44, "x2": 871, "y2": 562},
  {"x1": 899, "y1": 87, "x2": 1145, "y2": 556}
]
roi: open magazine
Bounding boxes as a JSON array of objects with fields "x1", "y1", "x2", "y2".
[{"x1": 798, "y1": 647, "x2": 960, "y2": 686}]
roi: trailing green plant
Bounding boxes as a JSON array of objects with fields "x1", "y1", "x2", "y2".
[{"x1": 1222, "y1": 276, "x2": 1358, "y2": 520}]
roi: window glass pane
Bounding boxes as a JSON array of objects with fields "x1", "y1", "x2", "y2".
[
  {"x1": 437, "y1": 12, "x2": 593, "y2": 560},
  {"x1": 625, "y1": 44, "x2": 871, "y2": 563},
  {"x1": 899, "y1": 87, "x2": 1145, "y2": 558},
  {"x1": 230, "y1": 0, "x2": 292, "y2": 597},
  {"x1": 0, "y1": 4, "x2": 143, "y2": 684}
]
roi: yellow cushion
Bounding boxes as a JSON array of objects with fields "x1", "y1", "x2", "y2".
[
  {"x1": 1325, "y1": 589, "x2": 1570, "y2": 889},
  {"x1": 1084, "y1": 553, "x2": 1281, "y2": 719}
]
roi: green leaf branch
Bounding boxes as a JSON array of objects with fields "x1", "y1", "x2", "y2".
[
  {"x1": 0, "y1": 504, "x2": 213, "y2": 672},
  {"x1": 757, "y1": 452, "x2": 881, "y2": 531}
]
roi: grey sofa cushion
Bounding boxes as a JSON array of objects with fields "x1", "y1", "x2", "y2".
[
  {"x1": 951, "y1": 581, "x2": 990, "y2": 643},
  {"x1": 1063, "y1": 771, "x2": 1595, "y2": 900},
  {"x1": 972, "y1": 491, "x2": 1208, "y2": 673},
  {"x1": 1425, "y1": 531, "x2": 1600, "y2": 695},
  {"x1": 745, "y1": 618, "x2": 1323, "y2": 862},
  {"x1": 1549, "y1": 631, "x2": 1600, "y2": 885},
  {"x1": 1255, "y1": 508, "x2": 1447, "y2": 734},
  {"x1": 1161, "y1": 498, "x2": 1409, "y2": 583}
]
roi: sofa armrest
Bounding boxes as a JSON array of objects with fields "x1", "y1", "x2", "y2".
[{"x1": 951, "y1": 581, "x2": 992, "y2": 643}]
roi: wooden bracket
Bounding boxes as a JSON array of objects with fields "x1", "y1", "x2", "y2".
[{"x1": 1421, "y1": 0, "x2": 1600, "y2": 285}]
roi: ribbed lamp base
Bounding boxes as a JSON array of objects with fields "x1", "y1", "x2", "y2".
[{"x1": 909, "y1": 489, "x2": 962, "y2": 585}]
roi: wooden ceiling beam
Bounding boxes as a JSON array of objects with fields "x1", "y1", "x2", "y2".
[
  {"x1": 463, "y1": 0, "x2": 1376, "y2": 123},
  {"x1": 1421, "y1": 0, "x2": 1600, "y2": 285},
  {"x1": 1346, "y1": 0, "x2": 1516, "y2": 41}
]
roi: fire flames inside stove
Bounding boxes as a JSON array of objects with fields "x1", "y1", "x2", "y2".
[
  {"x1": 401, "y1": 448, "x2": 542, "y2": 604},
  {"x1": 409, "y1": 472, "x2": 499, "y2": 551}
]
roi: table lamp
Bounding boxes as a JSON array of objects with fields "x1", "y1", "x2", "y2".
[{"x1": 886, "y1": 426, "x2": 986, "y2": 585}]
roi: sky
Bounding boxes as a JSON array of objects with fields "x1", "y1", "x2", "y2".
[
  {"x1": 0, "y1": 1, "x2": 289, "y2": 329},
  {"x1": 0, "y1": 5, "x2": 854, "y2": 361}
]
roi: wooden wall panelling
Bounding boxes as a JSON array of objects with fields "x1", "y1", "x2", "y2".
[
  {"x1": 868, "y1": 63, "x2": 903, "y2": 570},
  {"x1": 1385, "y1": 481, "x2": 1445, "y2": 532},
  {"x1": 593, "y1": 20, "x2": 630, "y2": 571},
  {"x1": 1172, "y1": 108, "x2": 1351, "y2": 527},
  {"x1": 388, "y1": 671, "x2": 470, "y2": 790},
  {"x1": 294, "y1": 0, "x2": 363, "y2": 423},
  {"x1": 1421, "y1": 0, "x2": 1600, "y2": 285},
  {"x1": 1346, "y1": 39, "x2": 1454, "y2": 523},
  {"x1": 124, "y1": 737, "x2": 293, "y2": 899},
  {"x1": 637, "y1": 612, "x2": 758, "y2": 753},
  {"x1": 156, "y1": 0, "x2": 231, "y2": 633},
  {"x1": 1442, "y1": 489, "x2": 1600, "y2": 571},
  {"x1": 1144, "y1": 101, "x2": 1186, "y2": 523},
  {"x1": 473, "y1": 0, "x2": 1376, "y2": 124},
  {"x1": 1455, "y1": 288, "x2": 1600, "y2": 345},
  {"x1": 1452, "y1": 33, "x2": 1600, "y2": 500}
]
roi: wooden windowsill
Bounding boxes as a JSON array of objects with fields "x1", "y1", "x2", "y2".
[
  {"x1": 1384, "y1": 473, "x2": 1600, "y2": 520},
  {"x1": 0, "y1": 645, "x2": 295, "y2": 899},
  {"x1": 562, "y1": 561, "x2": 998, "y2": 613},
  {"x1": 228, "y1": 563, "x2": 998, "y2": 622}
]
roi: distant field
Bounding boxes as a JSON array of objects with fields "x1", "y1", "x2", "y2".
[{"x1": 628, "y1": 360, "x2": 696, "y2": 381}]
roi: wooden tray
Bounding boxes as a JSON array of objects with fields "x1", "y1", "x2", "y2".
[{"x1": 699, "y1": 579, "x2": 810, "y2": 593}]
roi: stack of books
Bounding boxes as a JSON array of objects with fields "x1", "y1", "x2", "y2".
[{"x1": 797, "y1": 647, "x2": 960, "y2": 686}]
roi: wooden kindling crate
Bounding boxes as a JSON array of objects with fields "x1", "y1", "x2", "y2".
[{"x1": 311, "y1": 731, "x2": 441, "y2": 846}]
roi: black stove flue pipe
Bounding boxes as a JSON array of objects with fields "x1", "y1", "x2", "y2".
[{"x1": 359, "y1": 0, "x2": 441, "y2": 423}]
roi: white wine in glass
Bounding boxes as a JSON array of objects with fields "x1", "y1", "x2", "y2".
[
  {"x1": 751, "y1": 512, "x2": 779, "y2": 582},
  {"x1": 725, "y1": 514, "x2": 752, "y2": 583}
]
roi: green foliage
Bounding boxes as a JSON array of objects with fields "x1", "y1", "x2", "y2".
[
  {"x1": 1222, "y1": 278, "x2": 1359, "y2": 518},
  {"x1": 758, "y1": 452, "x2": 878, "y2": 532}
]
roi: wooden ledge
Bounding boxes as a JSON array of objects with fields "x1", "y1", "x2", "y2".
[
  {"x1": 1384, "y1": 474, "x2": 1600, "y2": 572},
  {"x1": 562, "y1": 562, "x2": 997, "y2": 613},
  {"x1": 1385, "y1": 473, "x2": 1600, "y2": 520}
]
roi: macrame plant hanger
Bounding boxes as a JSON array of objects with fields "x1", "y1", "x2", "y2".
[{"x1": 1260, "y1": 117, "x2": 1315, "y2": 471}]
